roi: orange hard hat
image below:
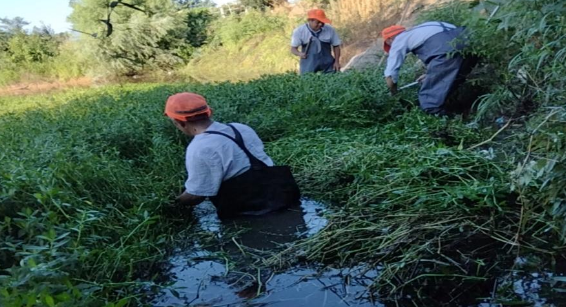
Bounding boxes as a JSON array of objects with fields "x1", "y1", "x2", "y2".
[
  {"x1": 164, "y1": 92, "x2": 212, "y2": 122},
  {"x1": 381, "y1": 25, "x2": 406, "y2": 53},
  {"x1": 307, "y1": 9, "x2": 331, "y2": 24}
]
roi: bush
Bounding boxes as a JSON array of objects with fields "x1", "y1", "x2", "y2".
[
  {"x1": 182, "y1": 10, "x2": 298, "y2": 82},
  {"x1": 417, "y1": 0, "x2": 566, "y2": 241},
  {"x1": 211, "y1": 10, "x2": 289, "y2": 48}
]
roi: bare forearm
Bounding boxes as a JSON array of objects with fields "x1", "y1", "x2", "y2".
[
  {"x1": 290, "y1": 46, "x2": 303, "y2": 57},
  {"x1": 333, "y1": 46, "x2": 341, "y2": 64},
  {"x1": 176, "y1": 192, "x2": 205, "y2": 207}
]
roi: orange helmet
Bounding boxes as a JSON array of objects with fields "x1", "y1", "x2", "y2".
[
  {"x1": 307, "y1": 9, "x2": 331, "y2": 24},
  {"x1": 164, "y1": 92, "x2": 212, "y2": 122},
  {"x1": 381, "y1": 25, "x2": 406, "y2": 53}
]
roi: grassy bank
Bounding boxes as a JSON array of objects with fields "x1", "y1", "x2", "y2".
[
  {"x1": 181, "y1": 10, "x2": 299, "y2": 82},
  {"x1": 1, "y1": 0, "x2": 566, "y2": 305},
  {"x1": 0, "y1": 70, "x2": 562, "y2": 306},
  {"x1": 0, "y1": 69, "x2": 401, "y2": 305}
]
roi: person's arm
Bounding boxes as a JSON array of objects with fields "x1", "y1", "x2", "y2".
[
  {"x1": 175, "y1": 192, "x2": 205, "y2": 207},
  {"x1": 330, "y1": 27, "x2": 342, "y2": 72},
  {"x1": 291, "y1": 46, "x2": 307, "y2": 59},
  {"x1": 383, "y1": 39, "x2": 409, "y2": 95},
  {"x1": 333, "y1": 45, "x2": 341, "y2": 71},
  {"x1": 179, "y1": 148, "x2": 222, "y2": 207},
  {"x1": 290, "y1": 27, "x2": 307, "y2": 59},
  {"x1": 386, "y1": 76, "x2": 398, "y2": 95}
]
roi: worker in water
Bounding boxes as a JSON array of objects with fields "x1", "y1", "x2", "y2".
[
  {"x1": 290, "y1": 9, "x2": 342, "y2": 74},
  {"x1": 164, "y1": 92, "x2": 300, "y2": 219},
  {"x1": 382, "y1": 21, "x2": 478, "y2": 115}
]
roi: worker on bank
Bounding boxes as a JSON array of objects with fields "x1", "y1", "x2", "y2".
[
  {"x1": 382, "y1": 21, "x2": 478, "y2": 115},
  {"x1": 164, "y1": 92, "x2": 301, "y2": 219},
  {"x1": 290, "y1": 9, "x2": 342, "y2": 74}
]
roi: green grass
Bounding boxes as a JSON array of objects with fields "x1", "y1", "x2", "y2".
[
  {"x1": 2, "y1": 0, "x2": 566, "y2": 304},
  {"x1": 0, "y1": 67, "x2": 563, "y2": 306},
  {"x1": 181, "y1": 11, "x2": 301, "y2": 83},
  {"x1": 0, "y1": 70, "x2": 413, "y2": 305}
]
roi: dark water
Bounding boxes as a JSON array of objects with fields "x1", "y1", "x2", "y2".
[
  {"x1": 152, "y1": 200, "x2": 384, "y2": 307},
  {"x1": 152, "y1": 200, "x2": 566, "y2": 307}
]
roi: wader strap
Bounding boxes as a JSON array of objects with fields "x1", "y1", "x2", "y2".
[
  {"x1": 204, "y1": 124, "x2": 267, "y2": 169},
  {"x1": 302, "y1": 24, "x2": 319, "y2": 53},
  {"x1": 405, "y1": 22, "x2": 454, "y2": 34}
]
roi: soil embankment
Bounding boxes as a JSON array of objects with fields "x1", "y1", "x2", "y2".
[{"x1": 0, "y1": 77, "x2": 91, "y2": 96}]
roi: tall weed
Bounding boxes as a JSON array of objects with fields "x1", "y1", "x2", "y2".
[{"x1": 419, "y1": 0, "x2": 566, "y2": 240}]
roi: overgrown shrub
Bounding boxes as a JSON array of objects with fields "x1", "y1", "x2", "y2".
[
  {"x1": 210, "y1": 10, "x2": 289, "y2": 48},
  {"x1": 418, "y1": 0, "x2": 566, "y2": 240},
  {"x1": 182, "y1": 10, "x2": 298, "y2": 82}
]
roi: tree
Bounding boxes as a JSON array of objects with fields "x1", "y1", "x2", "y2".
[
  {"x1": 176, "y1": 0, "x2": 215, "y2": 8},
  {"x1": 185, "y1": 8, "x2": 214, "y2": 46},
  {"x1": 68, "y1": 0, "x2": 192, "y2": 75},
  {"x1": 0, "y1": 17, "x2": 29, "y2": 35},
  {"x1": 7, "y1": 32, "x2": 59, "y2": 63},
  {"x1": 238, "y1": 0, "x2": 287, "y2": 9},
  {"x1": 1, "y1": 17, "x2": 30, "y2": 52},
  {"x1": 0, "y1": 20, "x2": 62, "y2": 64},
  {"x1": 31, "y1": 24, "x2": 56, "y2": 36}
]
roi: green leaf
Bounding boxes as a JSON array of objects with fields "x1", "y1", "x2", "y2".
[
  {"x1": 45, "y1": 295, "x2": 55, "y2": 307},
  {"x1": 115, "y1": 298, "x2": 129, "y2": 307}
]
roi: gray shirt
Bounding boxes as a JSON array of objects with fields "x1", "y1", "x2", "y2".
[
  {"x1": 384, "y1": 21, "x2": 456, "y2": 82},
  {"x1": 290, "y1": 23, "x2": 341, "y2": 48},
  {"x1": 184, "y1": 122, "x2": 274, "y2": 196}
]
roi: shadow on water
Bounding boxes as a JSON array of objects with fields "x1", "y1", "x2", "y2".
[
  {"x1": 152, "y1": 199, "x2": 566, "y2": 307},
  {"x1": 152, "y1": 199, "x2": 385, "y2": 307}
]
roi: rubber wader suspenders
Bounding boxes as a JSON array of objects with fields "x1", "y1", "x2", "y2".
[
  {"x1": 205, "y1": 124, "x2": 301, "y2": 219},
  {"x1": 303, "y1": 24, "x2": 320, "y2": 55},
  {"x1": 205, "y1": 125, "x2": 267, "y2": 170}
]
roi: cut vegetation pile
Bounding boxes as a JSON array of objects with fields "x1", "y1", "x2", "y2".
[{"x1": 1, "y1": 0, "x2": 566, "y2": 306}]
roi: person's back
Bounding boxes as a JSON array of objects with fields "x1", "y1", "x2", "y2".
[
  {"x1": 393, "y1": 21, "x2": 457, "y2": 54},
  {"x1": 163, "y1": 92, "x2": 300, "y2": 219},
  {"x1": 382, "y1": 21, "x2": 476, "y2": 115},
  {"x1": 184, "y1": 122, "x2": 274, "y2": 197}
]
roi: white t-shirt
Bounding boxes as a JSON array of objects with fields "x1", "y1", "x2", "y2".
[
  {"x1": 184, "y1": 122, "x2": 274, "y2": 197},
  {"x1": 290, "y1": 23, "x2": 342, "y2": 48}
]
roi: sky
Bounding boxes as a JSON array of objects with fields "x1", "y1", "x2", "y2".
[
  {"x1": 0, "y1": 0, "x2": 73, "y2": 33},
  {"x1": 0, "y1": 0, "x2": 237, "y2": 34}
]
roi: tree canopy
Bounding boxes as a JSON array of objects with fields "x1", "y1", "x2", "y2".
[{"x1": 68, "y1": 0, "x2": 215, "y2": 75}]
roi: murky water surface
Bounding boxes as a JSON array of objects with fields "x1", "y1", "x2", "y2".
[
  {"x1": 152, "y1": 200, "x2": 566, "y2": 307},
  {"x1": 153, "y1": 199, "x2": 383, "y2": 306}
]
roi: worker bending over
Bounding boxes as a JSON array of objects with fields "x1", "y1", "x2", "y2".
[{"x1": 382, "y1": 21, "x2": 477, "y2": 115}]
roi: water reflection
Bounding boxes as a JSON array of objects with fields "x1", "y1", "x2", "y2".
[
  {"x1": 194, "y1": 198, "x2": 328, "y2": 245},
  {"x1": 152, "y1": 199, "x2": 383, "y2": 307},
  {"x1": 476, "y1": 264, "x2": 566, "y2": 307}
]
